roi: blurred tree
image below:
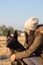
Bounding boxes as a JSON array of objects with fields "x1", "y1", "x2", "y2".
[
  {"x1": 0, "y1": 25, "x2": 14, "y2": 36},
  {"x1": 1, "y1": 25, "x2": 7, "y2": 36},
  {"x1": 8, "y1": 26, "x2": 14, "y2": 33},
  {"x1": 0, "y1": 25, "x2": 22, "y2": 36}
]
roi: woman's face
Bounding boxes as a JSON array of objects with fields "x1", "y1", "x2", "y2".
[{"x1": 25, "y1": 28, "x2": 31, "y2": 35}]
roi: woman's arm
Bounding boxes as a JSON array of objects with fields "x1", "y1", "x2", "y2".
[{"x1": 15, "y1": 33, "x2": 42, "y2": 60}]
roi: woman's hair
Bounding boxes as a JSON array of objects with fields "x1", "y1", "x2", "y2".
[
  {"x1": 36, "y1": 24, "x2": 43, "y2": 29},
  {"x1": 25, "y1": 32, "x2": 28, "y2": 43},
  {"x1": 25, "y1": 30, "x2": 34, "y2": 44}
]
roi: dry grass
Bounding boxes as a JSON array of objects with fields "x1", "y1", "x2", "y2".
[
  {"x1": 0, "y1": 36, "x2": 6, "y2": 40},
  {"x1": 18, "y1": 36, "x2": 25, "y2": 46},
  {"x1": 0, "y1": 36, "x2": 11, "y2": 65}
]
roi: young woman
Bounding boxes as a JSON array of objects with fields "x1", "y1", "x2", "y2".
[{"x1": 10, "y1": 17, "x2": 43, "y2": 65}]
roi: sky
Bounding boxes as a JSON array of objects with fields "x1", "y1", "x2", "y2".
[{"x1": 0, "y1": 0, "x2": 43, "y2": 30}]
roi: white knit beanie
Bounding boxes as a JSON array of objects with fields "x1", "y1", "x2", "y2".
[{"x1": 24, "y1": 17, "x2": 39, "y2": 30}]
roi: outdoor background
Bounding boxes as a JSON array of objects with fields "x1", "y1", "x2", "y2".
[{"x1": 0, "y1": 0, "x2": 43, "y2": 65}]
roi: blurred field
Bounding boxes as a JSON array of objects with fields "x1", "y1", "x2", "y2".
[
  {"x1": 0, "y1": 36, "x2": 6, "y2": 55},
  {"x1": 0, "y1": 36, "x2": 6, "y2": 41},
  {"x1": 0, "y1": 36, "x2": 10, "y2": 65}
]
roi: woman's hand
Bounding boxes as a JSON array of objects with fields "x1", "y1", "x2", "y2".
[{"x1": 10, "y1": 54, "x2": 16, "y2": 62}]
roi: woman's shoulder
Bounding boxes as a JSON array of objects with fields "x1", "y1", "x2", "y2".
[{"x1": 35, "y1": 24, "x2": 43, "y2": 36}]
